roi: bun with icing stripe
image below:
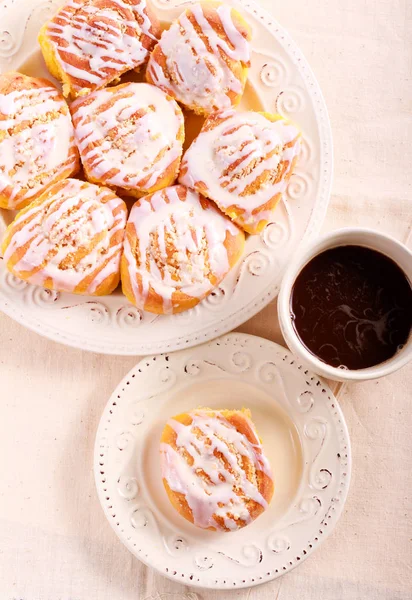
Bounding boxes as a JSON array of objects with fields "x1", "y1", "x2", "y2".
[
  {"x1": 0, "y1": 72, "x2": 79, "y2": 210},
  {"x1": 179, "y1": 109, "x2": 301, "y2": 234},
  {"x1": 121, "y1": 184, "x2": 245, "y2": 314},
  {"x1": 160, "y1": 407, "x2": 274, "y2": 531},
  {"x1": 38, "y1": 0, "x2": 161, "y2": 98},
  {"x1": 71, "y1": 82, "x2": 185, "y2": 198},
  {"x1": 146, "y1": 2, "x2": 251, "y2": 115},
  {"x1": 2, "y1": 179, "x2": 127, "y2": 296}
]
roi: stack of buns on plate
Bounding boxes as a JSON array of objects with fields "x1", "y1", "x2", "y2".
[{"x1": 0, "y1": 0, "x2": 301, "y2": 314}]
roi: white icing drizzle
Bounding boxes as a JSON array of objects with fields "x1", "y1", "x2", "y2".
[
  {"x1": 71, "y1": 83, "x2": 183, "y2": 192},
  {"x1": 179, "y1": 110, "x2": 301, "y2": 228},
  {"x1": 161, "y1": 410, "x2": 273, "y2": 531},
  {"x1": 123, "y1": 185, "x2": 240, "y2": 313},
  {"x1": 147, "y1": 3, "x2": 250, "y2": 112},
  {"x1": 3, "y1": 179, "x2": 126, "y2": 294},
  {"x1": 46, "y1": 0, "x2": 158, "y2": 94},
  {"x1": 0, "y1": 82, "x2": 77, "y2": 208}
]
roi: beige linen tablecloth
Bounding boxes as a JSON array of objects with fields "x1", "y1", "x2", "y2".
[{"x1": 1, "y1": 0, "x2": 411, "y2": 598}]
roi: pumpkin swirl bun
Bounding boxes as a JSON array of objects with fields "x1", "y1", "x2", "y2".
[
  {"x1": 146, "y1": 2, "x2": 251, "y2": 115},
  {"x1": 2, "y1": 179, "x2": 127, "y2": 295},
  {"x1": 0, "y1": 72, "x2": 79, "y2": 210},
  {"x1": 179, "y1": 109, "x2": 302, "y2": 234},
  {"x1": 121, "y1": 185, "x2": 245, "y2": 314},
  {"x1": 160, "y1": 408, "x2": 274, "y2": 532},
  {"x1": 38, "y1": 0, "x2": 161, "y2": 98},
  {"x1": 71, "y1": 82, "x2": 185, "y2": 197}
]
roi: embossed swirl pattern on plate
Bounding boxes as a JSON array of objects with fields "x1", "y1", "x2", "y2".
[
  {"x1": 0, "y1": 0, "x2": 332, "y2": 356},
  {"x1": 95, "y1": 335, "x2": 351, "y2": 589}
]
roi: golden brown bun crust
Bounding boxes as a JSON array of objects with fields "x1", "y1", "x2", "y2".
[
  {"x1": 0, "y1": 71, "x2": 50, "y2": 96},
  {"x1": 2, "y1": 179, "x2": 127, "y2": 296},
  {"x1": 121, "y1": 185, "x2": 245, "y2": 314},
  {"x1": 161, "y1": 407, "x2": 274, "y2": 531},
  {"x1": 179, "y1": 110, "x2": 301, "y2": 234},
  {"x1": 70, "y1": 82, "x2": 185, "y2": 197},
  {"x1": 0, "y1": 71, "x2": 79, "y2": 210},
  {"x1": 38, "y1": 0, "x2": 162, "y2": 98},
  {"x1": 146, "y1": 2, "x2": 251, "y2": 115}
]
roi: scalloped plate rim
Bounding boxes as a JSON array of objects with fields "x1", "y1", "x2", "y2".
[
  {"x1": 94, "y1": 333, "x2": 351, "y2": 589},
  {"x1": 0, "y1": 0, "x2": 333, "y2": 355}
]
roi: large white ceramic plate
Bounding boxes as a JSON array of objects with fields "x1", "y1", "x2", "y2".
[
  {"x1": 94, "y1": 333, "x2": 351, "y2": 589},
  {"x1": 0, "y1": 0, "x2": 333, "y2": 354}
]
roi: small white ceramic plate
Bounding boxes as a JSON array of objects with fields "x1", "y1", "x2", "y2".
[
  {"x1": 0, "y1": 0, "x2": 332, "y2": 354},
  {"x1": 94, "y1": 333, "x2": 351, "y2": 589}
]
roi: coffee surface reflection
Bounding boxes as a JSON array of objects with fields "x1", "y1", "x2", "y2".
[{"x1": 290, "y1": 245, "x2": 412, "y2": 370}]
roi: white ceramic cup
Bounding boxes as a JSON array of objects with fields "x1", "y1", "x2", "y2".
[{"x1": 278, "y1": 228, "x2": 412, "y2": 382}]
